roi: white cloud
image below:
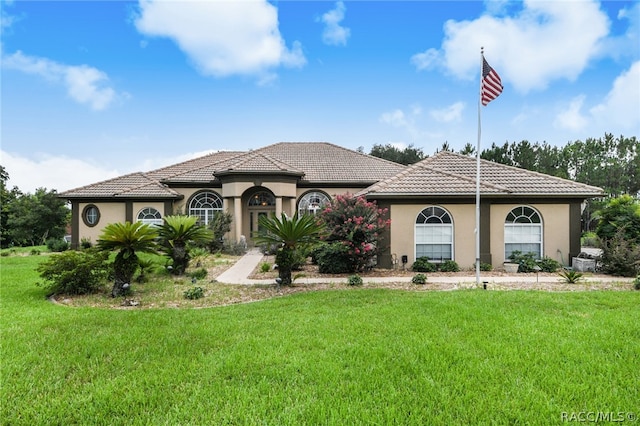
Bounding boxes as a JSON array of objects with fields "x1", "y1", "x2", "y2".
[
  {"x1": 415, "y1": 0, "x2": 610, "y2": 93},
  {"x1": 318, "y1": 1, "x2": 350, "y2": 46},
  {"x1": 2, "y1": 51, "x2": 122, "y2": 110},
  {"x1": 0, "y1": 151, "x2": 121, "y2": 194},
  {"x1": 0, "y1": 149, "x2": 224, "y2": 195},
  {"x1": 430, "y1": 102, "x2": 465, "y2": 123},
  {"x1": 554, "y1": 62, "x2": 640, "y2": 133},
  {"x1": 410, "y1": 48, "x2": 440, "y2": 72},
  {"x1": 590, "y1": 61, "x2": 640, "y2": 130},
  {"x1": 134, "y1": 0, "x2": 306, "y2": 79},
  {"x1": 598, "y1": 2, "x2": 640, "y2": 60},
  {"x1": 380, "y1": 109, "x2": 410, "y2": 128},
  {"x1": 554, "y1": 95, "x2": 588, "y2": 132},
  {"x1": 379, "y1": 105, "x2": 425, "y2": 140}
]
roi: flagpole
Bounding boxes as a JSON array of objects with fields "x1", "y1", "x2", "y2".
[{"x1": 475, "y1": 47, "x2": 483, "y2": 287}]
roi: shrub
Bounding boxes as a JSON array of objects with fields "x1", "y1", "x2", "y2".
[
  {"x1": 508, "y1": 251, "x2": 538, "y2": 273},
  {"x1": 30, "y1": 248, "x2": 41, "y2": 256},
  {"x1": 412, "y1": 273, "x2": 427, "y2": 285},
  {"x1": 412, "y1": 257, "x2": 437, "y2": 273},
  {"x1": 599, "y1": 228, "x2": 640, "y2": 277},
  {"x1": 184, "y1": 286, "x2": 205, "y2": 300},
  {"x1": 634, "y1": 276, "x2": 640, "y2": 290},
  {"x1": 260, "y1": 262, "x2": 272, "y2": 273},
  {"x1": 222, "y1": 239, "x2": 248, "y2": 256},
  {"x1": 188, "y1": 268, "x2": 208, "y2": 281},
  {"x1": 37, "y1": 249, "x2": 110, "y2": 295},
  {"x1": 207, "y1": 211, "x2": 233, "y2": 252},
  {"x1": 480, "y1": 262, "x2": 493, "y2": 271},
  {"x1": 581, "y1": 232, "x2": 599, "y2": 247},
  {"x1": 558, "y1": 269, "x2": 584, "y2": 283},
  {"x1": 46, "y1": 237, "x2": 69, "y2": 252},
  {"x1": 316, "y1": 242, "x2": 353, "y2": 274},
  {"x1": 440, "y1": 260, "x2": 460, "y2": 272},
  {"x1": 507, "y1": 251, "x2": 559, "y2": 273},
  {"x1": 80, "y1": 237, "x2": 93, "y2": 249},
  {"x1": 291, "y1": 249, "x2": 308, "y2": 271},
  {"x1": 596, "y1": 195, "x2": 640, "y2": 243},
  {"x1": 347, "y1": 274, "x2": 363, "y2": 286},
  {"x1": 538, "y1": 257, "x2": 561, "y2": 273}
]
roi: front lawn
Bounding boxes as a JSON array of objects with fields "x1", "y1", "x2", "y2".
[{"x1": 1, "y1": 255, "x2": 638, "y2": 424}]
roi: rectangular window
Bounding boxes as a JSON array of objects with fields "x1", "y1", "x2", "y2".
[
  {"x1": 415, "y1": 225, "x2": 453, "y2": 261},
  {"x1": 505, "y1": 225, "x2": 541, "y2": 259}
]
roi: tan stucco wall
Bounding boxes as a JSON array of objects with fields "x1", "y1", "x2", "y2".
[
  {"x1": 490, "y1": 204, "x2": 569, "y2": 266},
  {"x1": 78, "y1": 202, "x2": 126, "y2": 245},
  {"x1": 389, "y1": 202, "x2": 571, "y2": 269},
  {"x1": 389, "y1": 204, "x2": 477, "y2": 269}
]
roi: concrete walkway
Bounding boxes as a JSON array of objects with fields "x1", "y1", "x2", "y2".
[{"x1": 215, "y1": 249, "x2": 634, "y2": 286}]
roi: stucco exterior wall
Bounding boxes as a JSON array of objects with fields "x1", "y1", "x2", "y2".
[
  {"x1": 78, "y1": 202, "x2": 126, "y2": 245},
  {"x1": 490, "y1": 203, "x2": 569, "y2": 266},
  {"x1": 389, "y1": 203, "x2": 477, "y2": 269},
  {"x1": 389, "y1": 202, "x2": 571, "y2": 269}
]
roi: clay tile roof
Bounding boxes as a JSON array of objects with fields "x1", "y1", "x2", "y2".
[
  {"x1": 255, "y1": 142, "x2": 406, "y2": 183},
  {"x1": 362, "y1": 151, "x2": 604, "y2": 197},
  {"x1": 214, "y1": 152, "x2": 305, "y2": 176},
  {"x1": 59, "y1": 172, "x2": 181, "y2": 199}
]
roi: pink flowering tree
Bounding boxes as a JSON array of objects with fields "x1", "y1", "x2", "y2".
[{"x1": 319, "y1": 193, "x2": 390, "y2": 272}]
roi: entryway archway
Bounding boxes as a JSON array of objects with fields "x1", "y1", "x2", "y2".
[{"x1": 247, "y1": 190, "x2": 276, "y2": 242}]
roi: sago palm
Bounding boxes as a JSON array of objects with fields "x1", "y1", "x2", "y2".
[
  {"x1": 254, "y1": 213, "x2": 325, "y2": 286},
  {"x1": 157, "y1": 215, "x2": 213, "y2": 275},
  {"x1": 97, "y1": 221, "x2": 159, "y2": 297}
]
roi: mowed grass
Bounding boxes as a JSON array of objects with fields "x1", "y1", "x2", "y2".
[{"x1": 1, "y1": 255, "x2": 639, "y2": 425}]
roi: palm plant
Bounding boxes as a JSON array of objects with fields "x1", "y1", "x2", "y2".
[
  {"x1": 97, "y1": 221, "x2": 159, "y2": 297},
  {"x1": 254, "y1": 213, "x2": 325, "y2": 286},
  {"x1": 558, "y1": 269, "x2": 584, "y2": 284},
  {"x1": 157, "y1": 215, "x2": 213, "y2": 275}
]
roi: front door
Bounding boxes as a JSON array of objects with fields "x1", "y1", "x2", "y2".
[
  {"x1": 250, "y1": 210, "x2": 270, "y2": 239},
  {"x1": 247, "y1": 190, "x2": 277, "y2": 245}
]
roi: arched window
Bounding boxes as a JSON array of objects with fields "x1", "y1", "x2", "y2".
[
  {"x1": 504, "y1": 206, "x2": 542, "y2": 259},
  {"x1": 298, "y1": 191, "x2": 330, "y2": 216},
  {"x1": 189, "y1": 191, "x2": 223, "y2": 225},
  {"x1": 415, "y1": 206, "x2": 453, "y2": 261},
  {"x1": 137, "y1": 207, "x2": 163, "y2": 226},
  {"x1": 248, "y1": 191, "x2": 275, "y2": 206}
]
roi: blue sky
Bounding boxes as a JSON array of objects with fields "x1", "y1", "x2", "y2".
[{"x1": 1, "y1": 0, "x2": 639, "y2": 193}]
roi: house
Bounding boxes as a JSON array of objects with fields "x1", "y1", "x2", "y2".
[{"x1": 59, "y1": 142, "x2": 603, "y2": 269}]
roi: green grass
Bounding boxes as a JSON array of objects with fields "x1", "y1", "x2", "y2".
[{"x1": 1, "y1": 255, "x2": 639, "y2": 425}]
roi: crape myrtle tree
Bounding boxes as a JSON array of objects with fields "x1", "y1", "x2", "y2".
[{"x1": 319, "y1": 194, "x2": 390, "y2": 273}]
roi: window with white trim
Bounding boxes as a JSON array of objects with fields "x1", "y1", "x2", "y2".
[
  {"x1": 504, "y1": 206, "x2": 542, "y2": 259},
  {"x1": 298, "y1": 191, "x2": 330, "y2": 216},
  {"x1": 189, "y1": 192, "x2": 223, "y2": 225},
  {"x1": 137, "y1": 207, "x2": 163, "y2": 226},
  {"x1": 415, "y1": 206, "x2": 453, "y2": 261}
]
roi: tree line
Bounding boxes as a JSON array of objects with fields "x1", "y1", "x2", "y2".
[
  {"x1": 1, "y1": 166, "x2": 69, "y2": 248},
  {"x1": 369, "y1": 133, "x2": 639, "y2": 198}
]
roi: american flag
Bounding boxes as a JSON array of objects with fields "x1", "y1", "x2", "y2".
[{"x1": 481, "y1": 56, "x2": 503, "y2": 106}]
